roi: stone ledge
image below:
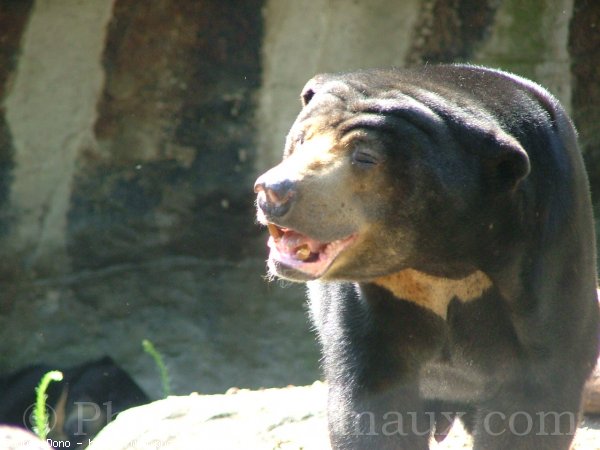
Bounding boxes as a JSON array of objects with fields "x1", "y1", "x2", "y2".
[
  {"x1": 88, "y1": 382, "x2": 328, "y2": 450},
  {"x1": 84, "y1": 382, "x2": 599, "y2": 450},
  {"x1": 2, "y1": 382, "x2": 599, "y2": 449}
]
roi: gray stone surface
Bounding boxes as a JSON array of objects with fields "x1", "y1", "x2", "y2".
[
  {"x1": 0, "y1": 258, "x2": 320, "y2": 398},
  {"x1": 86, "y1": 384, "x2": 600, "y2": 450},
  {"x1": 88, "y1": 383, "x2": 328, "y2": 450}
]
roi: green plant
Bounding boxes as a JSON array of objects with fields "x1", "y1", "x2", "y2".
[
  {"x1": 142, "y1": 339, "x2": 171, "y2": 397},
  {"x1": 33, "y1": 370, "x2": 63, "y2": 440}
]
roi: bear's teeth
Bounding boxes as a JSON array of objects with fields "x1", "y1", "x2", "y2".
[
  {"x1": 267, "y1": 223, "x2": 283, "y2": 241},
  {"x1": 295, "y1": 245, "x2": 312, "y2": 261}
]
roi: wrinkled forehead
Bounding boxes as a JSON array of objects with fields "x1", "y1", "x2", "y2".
[
  {"x1": 286, "y1": 76, "x2": 448, "y2": 149},
  {"x1": 284, "y1": 95, "x2": 353, "y2": 156}
]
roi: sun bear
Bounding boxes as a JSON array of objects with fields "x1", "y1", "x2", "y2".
[{"x1": 254, "y1": 65, "x2": 599, "y2": 450}]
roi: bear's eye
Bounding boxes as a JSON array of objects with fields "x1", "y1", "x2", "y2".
[{"x1": 352, "y1": 148, "x2": 381, "y2": 166}]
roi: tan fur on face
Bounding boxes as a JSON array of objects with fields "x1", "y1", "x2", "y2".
[
  {"x1": 374, "y1": 269, "x2": 493, "y2": 319},
  {"x1": 294, "y1": 132, "x2": 341, "y2": 174}
]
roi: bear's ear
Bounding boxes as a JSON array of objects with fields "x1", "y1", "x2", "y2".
[
  {"x1": 300, "y1": 75, "x2": 328, "y2": 107},
  {"x1": 301, "y1": 86, "x2": 316, "y2": 107},
  {"x1": 481, "y1": 132, "x2": 530, "y2": 191}
]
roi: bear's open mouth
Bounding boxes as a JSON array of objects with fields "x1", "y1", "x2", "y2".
[{"x1": 265, "y1": 223, "x2": 356, "y2": 278}]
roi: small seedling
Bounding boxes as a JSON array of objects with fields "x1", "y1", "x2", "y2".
[
  {"x1": 142, "y1": 339, "x2": 171, "y2": 398},
  {"x1": 34, "y1": 370, "x2": 63, "y2": 440}
]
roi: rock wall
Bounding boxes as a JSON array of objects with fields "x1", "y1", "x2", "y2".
[
  {"x1": 257, "y1": 0, "x2": 584, "y2": 167},
  {"x1": 3, "y1": 0, "x2": 114, "y2": 274},
  {"x1": 570, "y1": 0, "x2": 600, "y2": 212},
  {"x1": 256, "y1": 0, "x2": 421, "y2": 168},
  {"x1": 0, "y1": 0, "x2": 320, "y2": 398},
  {"x1": 0, "y1": 0, "x2": 598, "y2": 399}
]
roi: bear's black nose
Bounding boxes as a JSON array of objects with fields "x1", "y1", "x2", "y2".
[{"x1": 254, "y1": 176, "x2": 296, "y2": 218}]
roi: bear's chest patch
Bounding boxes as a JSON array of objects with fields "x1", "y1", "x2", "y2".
[{"x1": 374, "y1": 269, "x2": 493, "y2": 318}]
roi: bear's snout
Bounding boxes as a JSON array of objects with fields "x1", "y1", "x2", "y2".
[{"x1": 254, "y1": 173, "x2": 297, "y2": 220}]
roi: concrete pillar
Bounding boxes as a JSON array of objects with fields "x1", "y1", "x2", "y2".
[
  {"x1": 256, "y1": 0, "x2": 421, "y2": 170},
  {"x1": 4, "y1": 0, "x2": 115, "y2": 274},
  {"x1": 474, "y1": 0, "x2": 574, "y2": 111}
]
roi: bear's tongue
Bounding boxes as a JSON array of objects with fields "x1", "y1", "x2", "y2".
[{"x1": 267, "y1": 223, "x2": 325, "y2": 261}]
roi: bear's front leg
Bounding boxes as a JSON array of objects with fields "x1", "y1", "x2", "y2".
[
  {"x1": 327, "y1": 381, "x2": 434, "y2": 450},
  {"x1": 469, "y1": 375, "x2": 584, "y2": 450},
  {"x1": 311, "y1": 282, "x2": 447, "y2": 450}
]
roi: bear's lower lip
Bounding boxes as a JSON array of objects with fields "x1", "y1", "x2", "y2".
[{"x1": 265, "y1": 223, "x2": 356, "y2": 279}]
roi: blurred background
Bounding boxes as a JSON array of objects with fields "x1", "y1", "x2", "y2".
[{"x1": 0, "y1": 0, "x2": 598, "y2": 400}]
